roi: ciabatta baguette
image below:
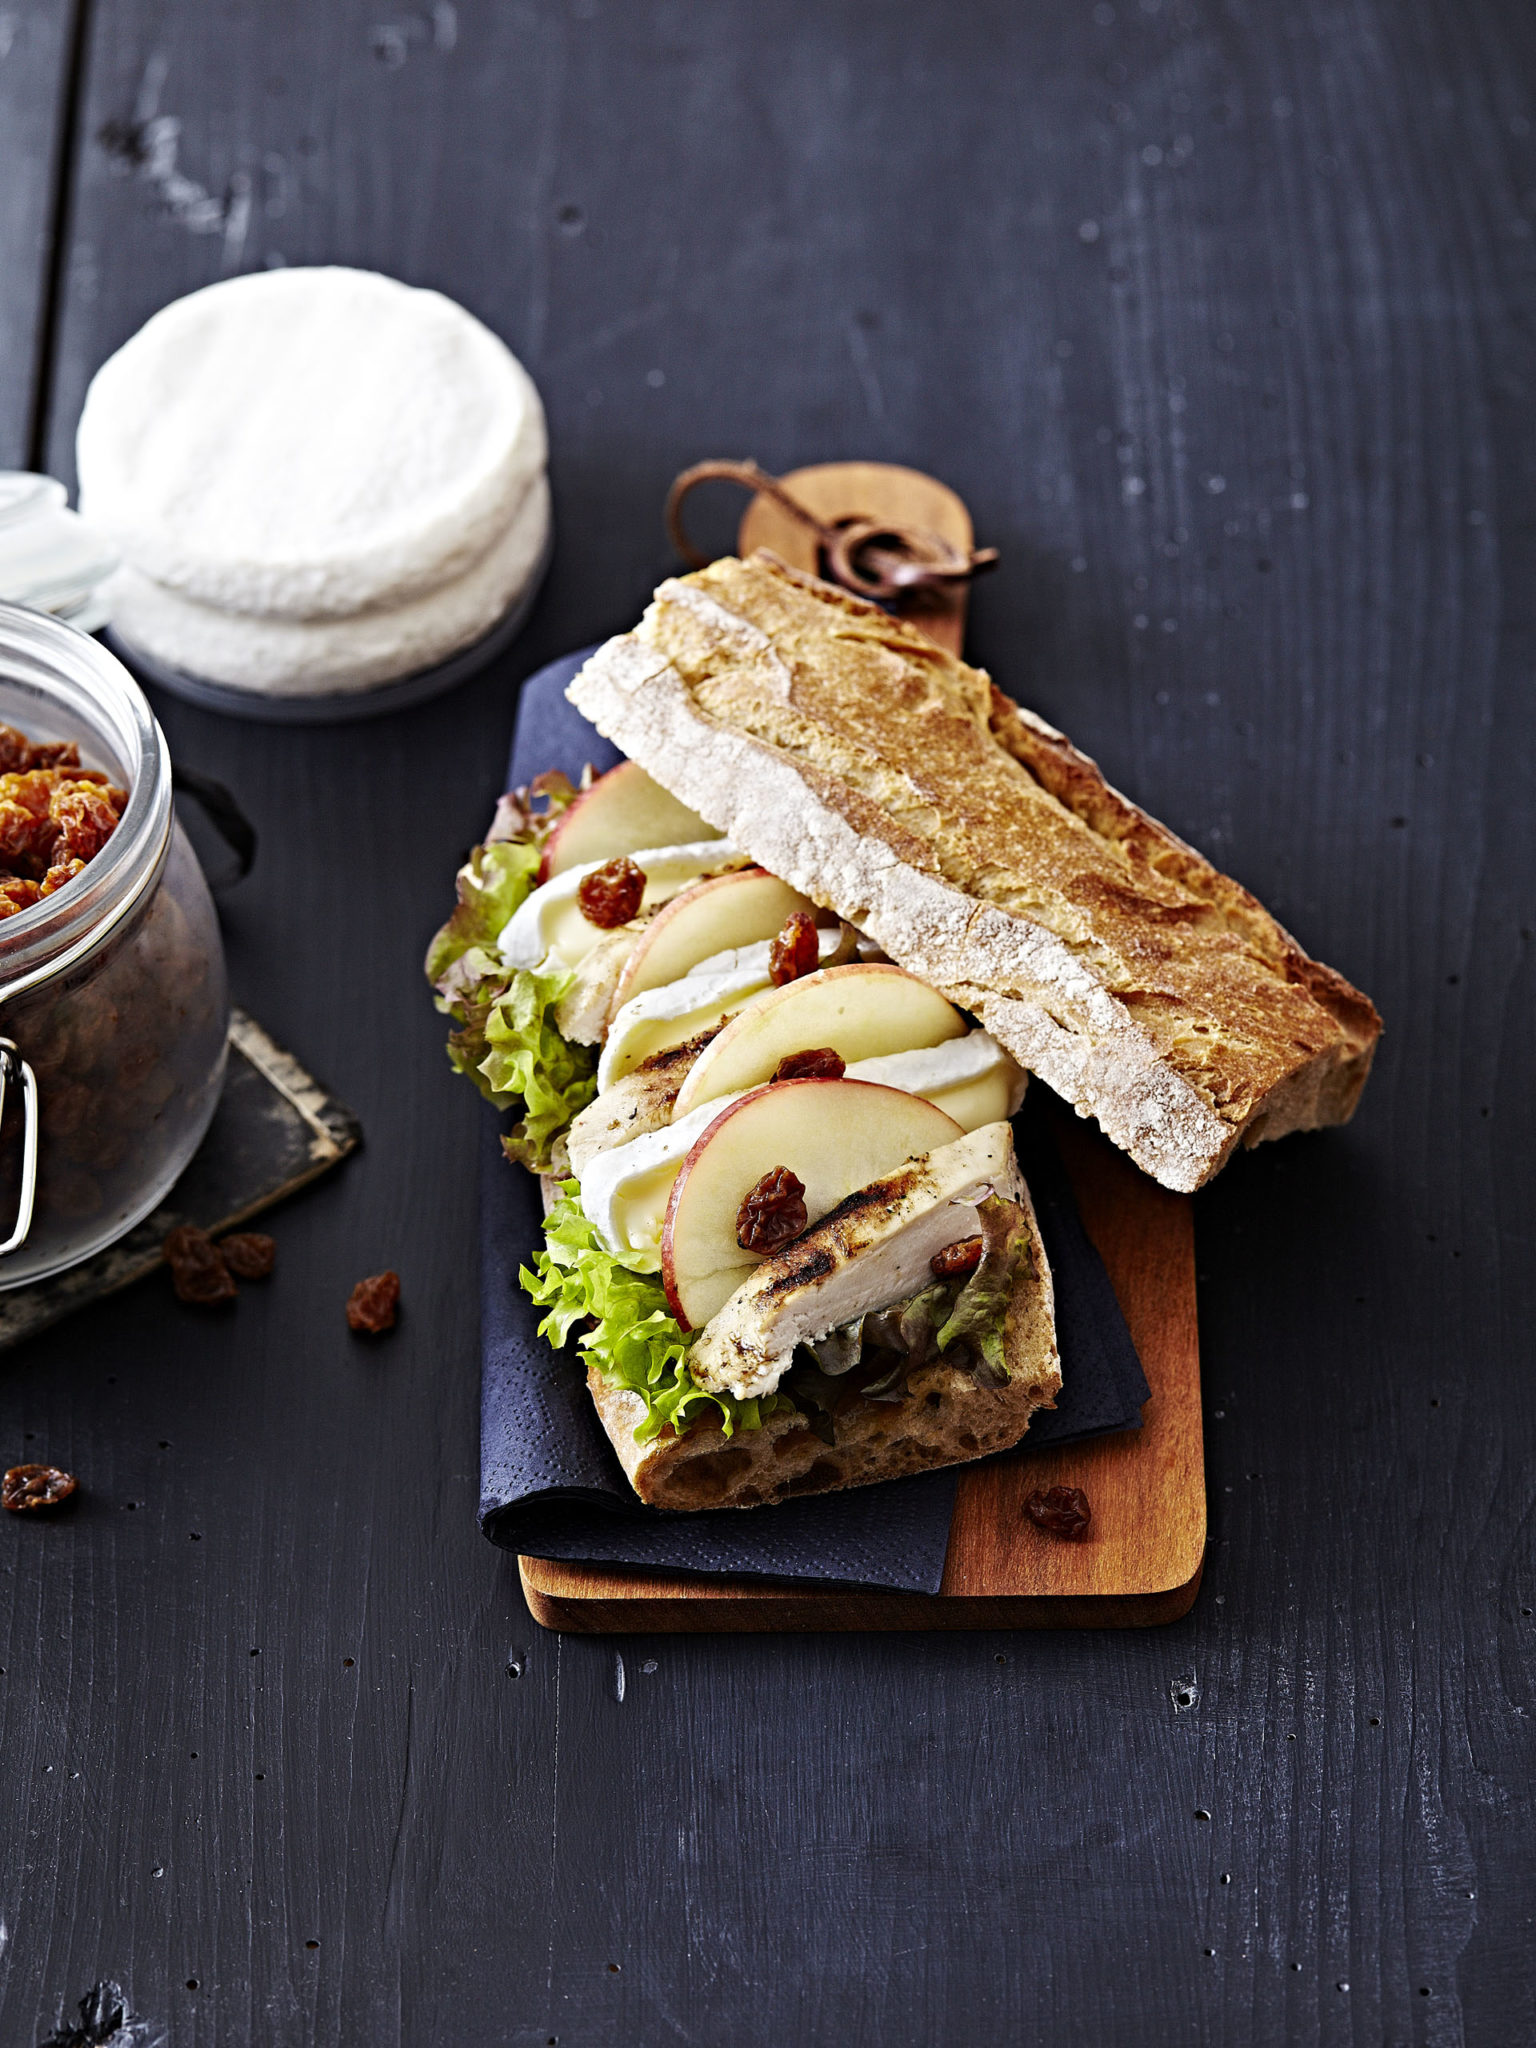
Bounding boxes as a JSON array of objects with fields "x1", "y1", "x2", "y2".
[{"x1": 566, "y1": 553, "x2": 1381, "y2": 1192}]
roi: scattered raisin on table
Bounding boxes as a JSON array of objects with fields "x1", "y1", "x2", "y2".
[
  {"x1": 772, "y1": 1046, "x2": 845, "y2": 1083},
  {"x1": 768, "y1": 911, "x2": 820, "y2": 986},
  {"x1": 576, "y1": 856, "x2": 645, "y2": 929},
  {"x1": 736, "y1": 1166, "x2": 808, "y2": 1253},
  {"x1": 1024, "y1": 1484, "x2": 1092, "y2": 1541},
  {"x1": 931, "y1": 1235, "x2": 984, "y2": 1281},
  {"x1": 3, "y1": 1463, "x2": 78, "y2": 1513},
  {"x1": 220, "y1": 1232, "x2": 276, "y2": 1279},
  {"x1": 347, "y1": 1270, "x2": 400, "y2": 1333},
  {"x1": 163, "y1": 1224, "x2": 236, "y2": 1305}
]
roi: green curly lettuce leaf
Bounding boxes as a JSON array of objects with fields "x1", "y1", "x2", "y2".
[
  {"x1": 426, "y1": 837, "x2": 540, "y2": 1105},
  {"x1": 426, "y1": 837, "x2": 541, "y2": 995},
  {"x1": 482, "y1": 967, "x2": 597, "y2": 1169},
  {"x1": 425, "y1": 780, "x2": 598, "y2": 1173},
  {"x1": 520, "y1": 1184, "x2": 795, "y2": 1443},
  {"x1": 934, "y1": 1193, "x2": 1027, "y2": 1385}
]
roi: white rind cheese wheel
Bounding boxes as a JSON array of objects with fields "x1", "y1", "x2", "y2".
[
  {"x1": 77, "y1": 267, "x2": 546, "y2": 622},
  {"x1": 106, "y1": 472, "x2": 550, "y2": 695}
]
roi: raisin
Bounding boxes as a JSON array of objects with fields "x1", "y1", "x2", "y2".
[
  {"x1": 736, "y1": 1166, "x2": 808, "y2": 1253},
  {"x1": 0, "y1": 878, "x2": 41, "y2": 917},
  {"x1": 347, "y1": 1270, "x2": 400, "y2": 1333},
  {"x1": 1024, "y1": 1484, "x2": 1092, "y2": 1541},
  {"x1": 2, "y1": 1463, "x2": 78, "y2": 1512},
  {"x1": 221, "y1": 1232, "x2": 276, "y2": 1279},
  {"x1": 931, "y1": 1235, "x2": 985, "y2": 1280},
  {"x1": 768, "y1": 911, "x2": 820, "y2": 986},
  {"x1": 50, "y1": 783, "x2": 120, "y2": 864},
  {"x1": 41, "y1": 858, "x2": 85, "y2": 897},
  {"x1": 0, "y1": 748, "x2": 123, "y2": 891},
  {"x1": 576, "y1": 856, "x2": 645, "y2": 928},
  {"x1": 163, "y1": 1223, "x2": 236, "y2": 1305},
  {"x1": 23, "y1": 738, "x2": 81, "y2": 771},
  {"x1": 772, "y1": 1046, "x2": 846, "y2": 1083}
]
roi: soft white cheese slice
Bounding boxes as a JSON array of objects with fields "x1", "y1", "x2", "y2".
[
  {"x1": 579, "y1": 1093, "x2": 745, "y2": 1270},
  {"x1": 688, "y1": 1122, "x2": 1022, "y2": 1400},
  {"x1": 597, "y1": 925, "x2": 846, "y2": 1089},
  {"x1": 846, "y1": 1031, "x2": 1026, "y2": 1132},
  {"x1": 497, "y1": 840, "x2": 742, "y2": 973}
]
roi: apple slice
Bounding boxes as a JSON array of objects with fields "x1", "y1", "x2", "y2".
[
  {"x1": 660, "y1": 1079, "x2": 963, "y2": 1330},
  {"x1": 597, "y1": 925, "x2": 851, "y2": 1089},
  {"x1": 608, "y1": 869, "x2": 815, "y2": 1019},
  {"x1": 498, "y1": 841, "x2": 743, "y2": 973},
  {"x1": 539, "y1": 761, "x2": 721, "y2": 880},
  {"x1": 671, "y1": 963, "x2": 966, "y2": 1120}
]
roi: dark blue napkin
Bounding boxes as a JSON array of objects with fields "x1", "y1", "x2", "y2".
[{"x1": 477, "y1": 651, "x2": 1151, "y2": 1592}]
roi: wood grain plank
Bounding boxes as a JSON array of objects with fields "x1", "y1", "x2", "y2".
[
  {"x1": 7, "y1": 0, "x2": 1535, "y2": 2043},
  {"x1": 0, "y1": 0, "x2": 80, "y2": 466}
]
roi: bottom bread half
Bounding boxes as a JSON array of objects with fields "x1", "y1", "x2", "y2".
[{"x1": 588, "y1": 1266, "x2": 1062, "y2": 1512}]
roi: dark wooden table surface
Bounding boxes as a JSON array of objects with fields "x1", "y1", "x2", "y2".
[{"x1": 2, "y1": 3, "x2": 1533, "y2": 2042}]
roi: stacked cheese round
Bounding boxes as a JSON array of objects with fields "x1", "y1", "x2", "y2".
[{"x1": 77, "y1": 267, "x2": 549, "y2": 697}]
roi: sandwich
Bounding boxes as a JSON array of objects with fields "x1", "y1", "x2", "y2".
[
  {"x1": 428, "y1": 550, "x2": 1379, "y2": 1510},
  {"x1": 427, "y1": 722, "x2": 1059, "y2": 1513}
]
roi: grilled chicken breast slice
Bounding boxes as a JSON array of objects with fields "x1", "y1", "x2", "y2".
[
  {"x1": 688, "y1": 1121, "x2": 1022, "y2": 1401},
  {"x1": 564, "y1": 1028, "x2": 718, "y2": 1176}
]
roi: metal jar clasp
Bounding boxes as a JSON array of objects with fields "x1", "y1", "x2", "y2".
[{"x1": 0, "y1": 1037, "x2": 39, "y2": 1255}]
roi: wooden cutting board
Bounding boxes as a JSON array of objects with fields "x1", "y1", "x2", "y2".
[{"x1": 519, "y1": 464, "x2": 1205, "y2": 1631}]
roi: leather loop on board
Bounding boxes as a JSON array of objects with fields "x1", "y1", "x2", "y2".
[{"x1": 666, "y1": 458, "x2": 998, "y2": 602}]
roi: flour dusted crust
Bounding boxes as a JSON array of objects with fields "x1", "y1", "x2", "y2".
[
  {"x1": 77, "y1": 267, "x2": 547, "y2": 620},
  {"x1": 590, "y1": 1182, "x2": 1061, "y2": 1511},
  {"x1": 106, "y1": 474, "x2": 549, "y2": 695},
  {"x1": 566, "y1": 554, "x2": 1381, "y2": 1192}
]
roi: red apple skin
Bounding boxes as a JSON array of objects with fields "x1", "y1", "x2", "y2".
[{"x1": 657, "y1": 1078, "x2": 961, "y2": 1330}]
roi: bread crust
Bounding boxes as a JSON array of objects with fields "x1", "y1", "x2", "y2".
[{"x1": 565, "y1": 554, "x2": 1381, "y2": 1191}]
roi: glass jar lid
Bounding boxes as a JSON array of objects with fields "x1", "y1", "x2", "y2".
[{"x1": 0, "y1": 473, "x2": 119, "y2": 633}]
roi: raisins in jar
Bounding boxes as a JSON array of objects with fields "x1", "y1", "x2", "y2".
[
  {"x1": 736, "y1": 1166, "x2": 808, "y2": 1253},
  {"x1": 768, "y1": 911, "x2": 819, "y2": 987},
  {"x1": 1024, "y1": 1484, "x2": 1092, "y2": 1541},
  {"x1": 221, "y1": 1232, "x2": 276, "y2": 1279},
  {"x1": 576, "y1": 856, "x2": 645, "y2": 929},
  {"x1": 347, "y1": 1270, "x2": 400, "y2": 1333},
  {"x1": 772, "y1": 1047, "x2": 846, "y2": 1083},
  {"x1": 2, "y1": 1463, "x2": 77, "y2": 1512},
  {"x1": 50, "y1": 783, "x2": 120, "y2": 865},
  {"x1": 0, "y1": 878, "x2": 41, "y2": 917},
  {"x1": 931, "y1": 1235, "x2": 984, "y2": 1281},
  {"x1": 163, "y1": 1223, "x2": 236, "y2": 1305}
]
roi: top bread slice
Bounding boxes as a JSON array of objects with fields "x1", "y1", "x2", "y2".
[{"x1": 566, "y1": 553, "x2": 1381, "y2": 1192}]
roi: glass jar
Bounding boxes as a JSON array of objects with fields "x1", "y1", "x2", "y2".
[
  {"x1": 0, "y1": 602, "x2": 228, "y2": 1287},
  {"x1": 0, "y1": 473, "x2": 119, "y2": 632}
]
